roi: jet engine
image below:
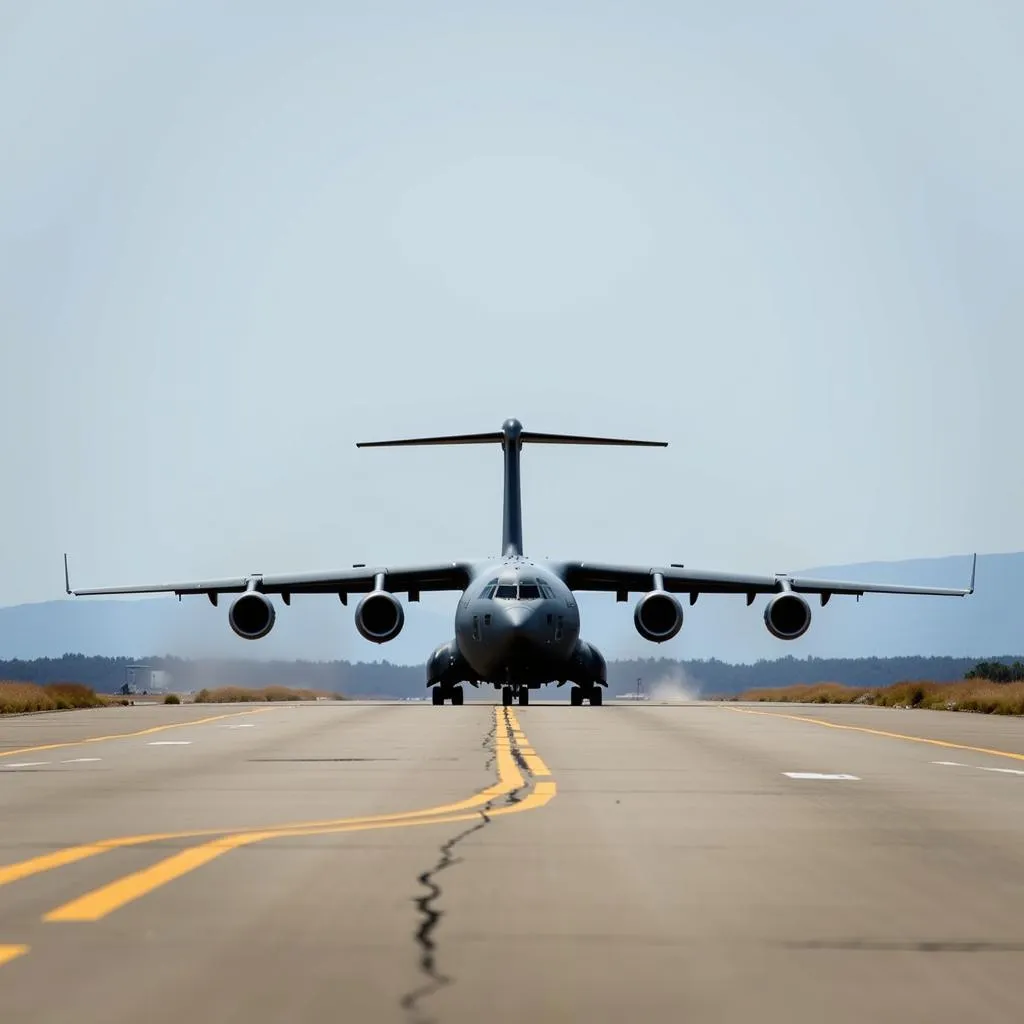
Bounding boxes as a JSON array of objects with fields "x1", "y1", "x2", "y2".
[
  {"x1": 764, "y1": 592, "x2": 812, "y2": 640},
  {"x1": 633, "y1": 590, "x2": 683, "y2": 643},
  {"x1": 355, "y1": 590, "x2": 405, "y2": 643},
  {"x1": 228, "y1": 592, "x2": 276, "y2": 640}
]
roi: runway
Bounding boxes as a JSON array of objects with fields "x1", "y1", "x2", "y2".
[{"x1": 3, "y1": 698, "x2": 1024, "y2": 1023}]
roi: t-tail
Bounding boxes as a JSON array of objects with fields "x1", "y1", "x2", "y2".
[{"x1": 357, "y1": 418, "x2": 667, "y2": 557}]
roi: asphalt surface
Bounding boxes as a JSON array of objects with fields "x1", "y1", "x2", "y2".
[{"x1": 3, "y1": 698, "x2": 1024, "y2": 1023}]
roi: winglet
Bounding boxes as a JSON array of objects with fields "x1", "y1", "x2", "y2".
[
  {"x1": 968, "y1": 552, "x2": 977, "y2": 594},
  {"x1": 64, "y1": 553, "x2": 71, "y2": 596}
]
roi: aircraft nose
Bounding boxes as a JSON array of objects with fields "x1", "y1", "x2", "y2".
[{"x1": 503, "y1": 606, "x2": 531, "y2": 630}]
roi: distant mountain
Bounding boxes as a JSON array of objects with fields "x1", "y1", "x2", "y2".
[{"x1": 0, "y1": 550, "x2": 1004, "y2": 666}]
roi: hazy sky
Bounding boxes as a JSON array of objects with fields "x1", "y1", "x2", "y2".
[{"x1": 2, "y1": 1, "x2": 1021, "y2": 610}]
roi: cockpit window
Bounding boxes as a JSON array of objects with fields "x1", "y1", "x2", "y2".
[
  {"x1": 538, "y1": 582, "x2": 554, "y2": 599},
  {"x1": 494, "y1": 584, "x2": 518, "y2": 599},
  {"x1": 518, "y1": 583, "x2": 541, "y2": 600}
]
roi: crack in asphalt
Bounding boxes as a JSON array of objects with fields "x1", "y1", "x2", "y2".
[{"x1": 400, "y1": 710, "x2": 531, "y2": 1024}]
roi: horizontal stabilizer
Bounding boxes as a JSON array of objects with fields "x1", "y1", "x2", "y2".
[
  {"x1": 357, "y1": 432, "x2": 503, "y2": 448},
  {"x1": 358, "y1": 421, "x2": 667, "y2": 449},
  {"x1": 519, "y1": 431, "x2": 666, "y2": 447}
]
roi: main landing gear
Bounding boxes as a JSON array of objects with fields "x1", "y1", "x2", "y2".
[
  {"x1": 501, "y1": 686, "x2": 529, "y2": 707},
  {"x1": 432, "y1": 685, "x2": 464, "y2": 706},
  {"x1": 570, "y1": 685, "x2": 603, "y2": 707}
]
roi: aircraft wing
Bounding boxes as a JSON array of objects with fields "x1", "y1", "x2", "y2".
[
  {"x1": 64, "y1": 556, "x2": 473, "y2": 602},
  {"x1": 556, "y1": 555, "x2": 976, "y2": 603}
]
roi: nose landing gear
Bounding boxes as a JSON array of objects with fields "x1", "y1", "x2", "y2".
[{"x1": 501, "y1": 685, "x2": 529, "y2": 707}]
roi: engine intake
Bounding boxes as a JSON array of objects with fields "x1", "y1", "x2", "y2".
[
  {"x1": 355, "y1": 590, "x2": 405, "y2": 643},
  {"x1": 634, "y1": 590, "x2": 683, "y2": 643},
  {"x1": 228, "y1": 592, "x2": 276, "y2": 640},
  {"x1": 764, "y1": 592, "x2": 811, "y2": 640}
]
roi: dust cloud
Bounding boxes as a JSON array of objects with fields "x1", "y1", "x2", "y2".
[{"x1": 645, "y1": 667, "x2": 702, "y2": 703}]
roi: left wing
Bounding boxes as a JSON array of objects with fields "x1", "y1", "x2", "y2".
[
  {"x1": 556, "y1": 555, "x2": 977, "y2": 604},
  {"x1": 64, "y1": 555, "x2": 473, "y2": 604}
]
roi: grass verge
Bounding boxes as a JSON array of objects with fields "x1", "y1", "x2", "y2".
[
  {"x1": 731, "y1": 680, "x2": 1024, "y2": 715},
  {"x1": 193, "y1": 686, "x2": 343, "y2": 703},
  {"x1": 0, "y1": 681, "x2": 107, "y2": 714}
]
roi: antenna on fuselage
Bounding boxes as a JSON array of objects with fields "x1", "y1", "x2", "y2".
[{"x1": 357, "y1": 419, "x2": 667, "y2": 558}]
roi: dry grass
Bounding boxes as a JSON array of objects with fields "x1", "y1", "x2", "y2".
[
  {"x1": 733, "y1": 679, "x2": 1024, "y2": 715},
  {"x1": 0, "y1": 681, "x2": 107, "y2": 714},
  {"x1": 193, "y1": 686, "x2": 342, "y2": 703}
]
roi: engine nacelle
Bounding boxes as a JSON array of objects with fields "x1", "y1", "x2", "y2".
[
  {"x1": 764, "y1": 592, "x2": 812, "y2": 640},
  {"x1": 634, "y1": 590, "x2": 683, "y2": 643},
  {"x1": 355, "y1": 590, "x2": 405, "y2": 643},
  {"x1": 228, "y1": 591, "x2": 276, "y2": 640}
]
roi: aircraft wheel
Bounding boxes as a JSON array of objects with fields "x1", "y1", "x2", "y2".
[
  {"x1": 502, "y1": 686, "x2": 513, "y2": 707},
  {"x1": 452, "y1": 687, "x2": 464, "y2": 706},
  {"x1": 590, "y1": 686, "x2": 603, "y2": 707},
  {"x1": 570, "y1": 687, "x2": 582, "y2": 706},
  {"x1": 432, "y1": 688, "x2": 444, "y2": 706},
  {"x1": 518, "y1": 687, "x2": 530, "y2": 707}
]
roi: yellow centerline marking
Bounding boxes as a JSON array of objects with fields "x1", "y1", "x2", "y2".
[
  {"x1": 1, "y1": 708, "x2": 525, "y2": 888},
  {"x1": 505, "y1": 708, "x2": 551, "y2": 775},
  {"x1": 44, "y1": 708, "x2": 553, "y2": 922},
  {"x1": 0, "y1": 708, "x2": 273, "y2": 760},
  {"x1": 0, "y1": 945, "x2": 28, "y2": 967},
  {"x1": 725, "y1": 706, "x2": 1024, "y2": 763},
  {"x1": 45, "y1": 785, "x2": 556, "y2": 923}
]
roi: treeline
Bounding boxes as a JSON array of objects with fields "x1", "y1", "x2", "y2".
[
  {"x1": 964, "y1": 660, "x2": 1024, "y2": 683},
  {"x1": 0, "y1": 654, "x2": 421, "y2": 698},
  {"x1": 610, "y1": 655, "x2": 1014, "y2": 695},
  {"x1": 4, "y1": 653, "x2": 1024, "y2": 698}
]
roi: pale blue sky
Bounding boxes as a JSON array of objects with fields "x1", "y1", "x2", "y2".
[{"x1": 2, "y1": 1, "x2": 1021, "y2": 618}]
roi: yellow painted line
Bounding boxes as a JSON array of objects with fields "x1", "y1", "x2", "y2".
[
  {"x1": 521, "y1": 752, "x2": 551, "y2": 777},
  {"x1": 504, "y1": 708, "x2": 549, "y2": 775},
  {"x1": 0, "y1": 708, "x2": 273, "y2": 760},
  {"x1": 0, "y1": 945, "x2": 28, "y2": 967},
  {"x1": 725, "y1": 706, "x2": 1024, "y2": 763},
  {"x1": 46, "y1": 728, "x2": 556, "y2": 922},
  {"x1": 5, "y1": 708, "x2": 529, "y2": 890}
]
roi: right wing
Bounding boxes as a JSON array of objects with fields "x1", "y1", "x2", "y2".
[
  {"x1": 555, "y1": 555, "x2": 977, "y2": 602},
  {"x1": 64, "y1": 555, "x2": 473, "y2": 604}
]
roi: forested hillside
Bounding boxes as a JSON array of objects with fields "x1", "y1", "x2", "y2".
[{"x1": 2, "y1": 652, "x2": 1016, "y2": 698}]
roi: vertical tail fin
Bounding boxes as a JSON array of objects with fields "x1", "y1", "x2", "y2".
[{"x1": 357, "y1": 419, "x2": 667, "y2": 556}]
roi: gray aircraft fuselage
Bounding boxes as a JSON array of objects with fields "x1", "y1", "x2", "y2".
[{"x1": 452, "y1": 557, "x2": 581, "y2": 682}]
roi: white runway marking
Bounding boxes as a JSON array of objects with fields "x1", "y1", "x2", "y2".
[
  {"x1": 148, "y1": 741, "x2": 192, "y2": 746},
  {"x1": 222, "y1": 723, "x2": 255, "y2": 729},
  {"x1": 3, "y1": 762, "x2": 50, "y2": 768},
  {"x1": 932, "y1": 760, "x2": 1024, "y2": 777},
  {"x1": 783, "y1": 772, "x2": 860, "y2": 780},
  {"x1": 62, "y1": 758, "x2": 102, "y2": 764}
]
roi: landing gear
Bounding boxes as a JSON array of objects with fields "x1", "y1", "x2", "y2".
[
  {"x1": 570, "y1": 685, "x2": 602, "y2": 706},
  {"x1": 431, "y1": 685, "x2": 464, "y2": 706},
  {"x1": 518, "y1": 687, "x2": 530, "y2": 707},
  {"x1": 502, "y1": 686, "x2": 514, "y2": 707}
]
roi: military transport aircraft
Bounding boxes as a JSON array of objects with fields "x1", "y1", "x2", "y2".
[{"x1": 64, "y1": 419, "x2": 976, "y2": 707}]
